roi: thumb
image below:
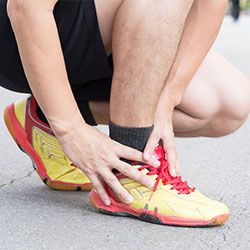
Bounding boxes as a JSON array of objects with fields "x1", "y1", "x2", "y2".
[{"x1": 143, "y1": 131, "x2": 160, "y2": 167}]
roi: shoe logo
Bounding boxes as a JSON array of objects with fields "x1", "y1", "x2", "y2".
[{"x1": 32, "y1": 127, "x2": 66, "y2": 162}]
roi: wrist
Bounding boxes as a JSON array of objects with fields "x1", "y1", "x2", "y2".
[
  {"x1": 49, "y1": 110, "x2": 86, "y2": 138},
  {"x1": 159, "y1": 88, "x2": 183, "y2": 111}
]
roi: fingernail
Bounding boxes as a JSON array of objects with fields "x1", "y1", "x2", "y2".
[
  {"x1": 154, "y1": 160, "x2": 160, "y2": 167},
  {"x1": 126, "y1": 195, "x2": 134, "y2": 204},
  {"x1": 104, "y1": 199, "x2": 111, "y2": 206}
]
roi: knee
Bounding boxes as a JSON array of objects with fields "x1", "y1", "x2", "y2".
[
  {"x1": 7, "y1": 0, "x2": 54, "y2": 21},
  {"x1": 211, "y1": 77, "x2": 250, "y2": 136},
  {"x1": 223, "y1": 76, "x2": 250, "y2": 122},
  {"x1": 7, "y1": 0, "x2": 19, "y2": 19},
  {"x1": 210, "y1": 117, "x2": 248, "y2": 137},
  {"x1": 7, "y1": 0, "x2": 29, "y2": 19},
  {"x1": 129, "y1": 0, "x2": 193, "y2": 23}
]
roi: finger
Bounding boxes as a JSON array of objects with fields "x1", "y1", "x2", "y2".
[
  {"x1": 163, "y1": 130, "x2": 174, "y2": 157},
  {"x1": 143, "y1": 132, "x2": 161, "y2": 167},
  {"x1": 88, "y1": 174, "x2": 111, "y2": 206},
  {"x1": 176, "y1": 159, "x2": 181, "y2": 176},
  {"x1": 116, "y1": 143, "x2": 158, "y2": 167},
  {"x1": 163, "y1": 139, "x2": 177, "y2": 177},
  {"x1": 166, "y1": 151, "x2": 177, "y2": 177},
  {"x1": 169, "y1": 161, "x2": 177, "y2": 177},
  {"x1": 115, "y1": 161, "x2": 154, "y2": 189},
  {"x1": 100, "y1": 169, "x2": 134, "y2": 204}
]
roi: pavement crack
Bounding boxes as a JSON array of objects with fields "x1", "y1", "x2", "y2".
[
  {"x1": 238, "y1": 207, "x2": 247, "y2": 216},
  {"x1": 0, "y1": 170, "x2": 35, "y2": 189},
  {"x1": 222, "y1": 232, "x2": 226, "y2": 242}
]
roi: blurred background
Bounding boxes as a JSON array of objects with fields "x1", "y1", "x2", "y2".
[{"x1": 229, "y1": 0, "x2": 250, "y2": 20}]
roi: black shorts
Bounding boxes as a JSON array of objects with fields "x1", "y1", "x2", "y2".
[{"x1": 0, "y1": 0, "x2": 113, "y2": 102}]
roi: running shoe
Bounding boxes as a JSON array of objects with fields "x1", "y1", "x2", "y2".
[
  {"x1": 4, "y1": 96, "x2": 91, "y2": 191},
  {"x1": 89, "y1": 146, "x2": 229, "y2": 226}
]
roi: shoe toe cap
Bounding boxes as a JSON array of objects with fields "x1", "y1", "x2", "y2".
[{"x1": 197, "y1": 201, "x2": 229, "y2": 221}]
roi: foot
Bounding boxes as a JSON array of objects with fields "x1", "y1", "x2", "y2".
[
  {"x1": 89, "y1": 146, "x2": 229, "y2": 226},
  {"x1": 4, "y1": 96, "x2": 91, "y2": 191}
]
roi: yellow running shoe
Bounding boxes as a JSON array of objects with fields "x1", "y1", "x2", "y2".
[
  {"x1": 90, "y1": 146, "x2": 229, "y2": 227},
  {"x1": 4, "y1": 96, "x2": 91, "y2": 191}
]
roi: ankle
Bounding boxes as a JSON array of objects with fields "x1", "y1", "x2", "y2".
[{"x1": 109, "y1": 121, "x2": 153, "y2": 152}]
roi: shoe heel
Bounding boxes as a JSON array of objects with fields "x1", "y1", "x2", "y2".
[
  {"x1": 4, "y1": 105, "x2": 17, "y2": 143},
  {"x1": 4, "y1": 104, "x2": 47, "y2": 178}
]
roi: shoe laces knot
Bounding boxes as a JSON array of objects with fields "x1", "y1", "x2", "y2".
[{"x1": 139, "y1": 146, "x2": 195, "y2": 195}]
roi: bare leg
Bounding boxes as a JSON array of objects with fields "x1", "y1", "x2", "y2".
[
  {"x1": 110, "y1": 0, "x2": 192, "y2": 128},
  {"x1": 174, "y1": 50, "x2": 250, "y2": 137},
  {"x1": 90, "y1": 50, "x2": 250, "y2": 137},
  {"x1": 93, "y1": 1, "x2": 250, "y2": 137},
  {"x1": 95, "y1": 0, "x2": 124, "y2": 55},
  {"x1": 89, "y1": 101, "x2": 110, "y2": 125}
]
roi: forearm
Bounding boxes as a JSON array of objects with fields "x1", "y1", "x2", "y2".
[
  {"x1": 162, "y1": 0, "x2": 228, "y2": 106},
  {"x1": 8, "y1": 1, "x2": 84, "y2": 136}
]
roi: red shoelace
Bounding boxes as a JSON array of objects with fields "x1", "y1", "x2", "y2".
[{"x1": 139, "y1": 146, "x2": 195, "y2": 195}]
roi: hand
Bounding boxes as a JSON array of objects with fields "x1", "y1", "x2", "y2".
[
  {"x1": 143, "y1": 96, "x2": 180, "y2": 177},
  {"x1": 57, "y1": 122, "x2": 157, "y2": 206}
]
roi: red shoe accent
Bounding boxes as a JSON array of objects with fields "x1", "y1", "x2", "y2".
[
  {"x1": 89, "y1": 146, "x2": 229, "y2": 226},
  {"x1": 25, "y1": 97, "x2": 54, "y2": 144},
  {"x1": 139, "y1": 146, "x2": 195, "y2": 195},
  {"x1": 4, "y1": 99, "x2": 91, "y2": 191},
  {"x1": 89, "y1": 189, "x2": 229, "y2": 227}
]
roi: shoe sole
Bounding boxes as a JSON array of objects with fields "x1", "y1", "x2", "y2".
[
  {"x1": 89, "y1": 190, "x2": 229, "y2": 227},
  {"x1": 4, "y1": 103, "x2": 92, "y2": 191}
]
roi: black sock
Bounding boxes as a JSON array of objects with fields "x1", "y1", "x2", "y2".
[
  {"x1": 36, "y1": 106, "x2": 48, "y2": 124},
  {"x1": 109, "y1": 121, "x2": 153, "y2": 152},
  {"x1": 36, "y1": 101, "x2": 97, "y2": 126}
]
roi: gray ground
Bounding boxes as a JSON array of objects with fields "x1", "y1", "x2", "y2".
[{"x1": 0, "y1": 16, "x2": 249, "y2": 250}]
